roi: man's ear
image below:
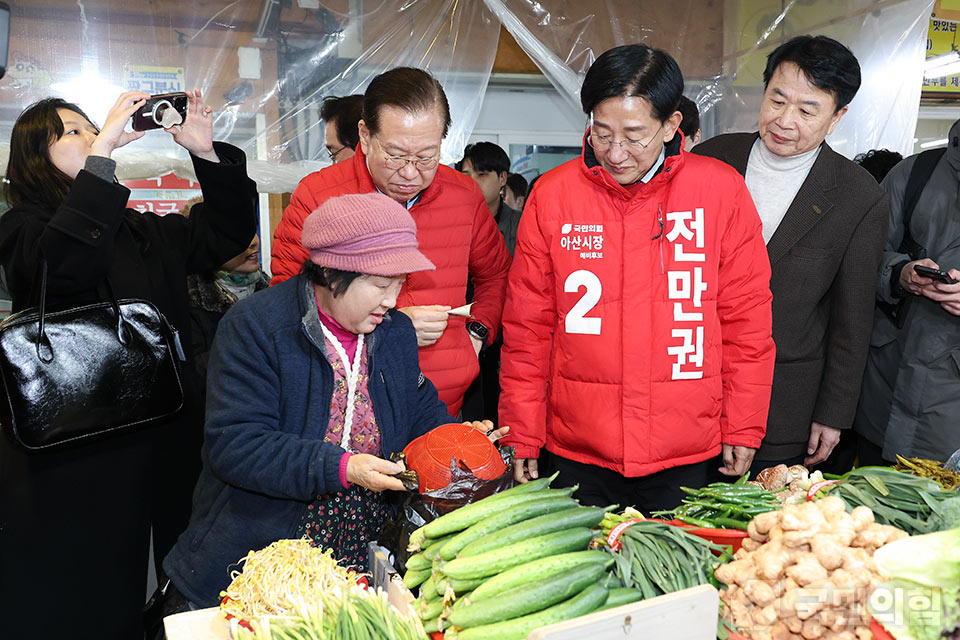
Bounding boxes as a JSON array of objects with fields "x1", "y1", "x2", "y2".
[
  {"x1": 661, "y1": 110, "x2": 684, "y2": 144},
  {"x1": 827, "y1": 105, "x2": 849, "y2": 136},
  {"x1": 358, "y1": 120, "x2": 371, "y2": 155}
]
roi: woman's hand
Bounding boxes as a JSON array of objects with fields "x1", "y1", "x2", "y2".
[
  {"x1": 345, "y1": 453, "x2": 407, "y2": 492},
  {"x1": 462, "y1": 419, "x2": 510, "y2": 443},
  {"x1": 89, "y1": 91, "x2": 150, "y2": 159},
  {"x1": 167, "y1": 88, "x2": 219, "y2": 163}
]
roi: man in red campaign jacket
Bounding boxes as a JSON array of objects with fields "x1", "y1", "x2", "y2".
[
  {"x1": 271, "y1": 68, "x2": 512, "y2": 417},
  {"x1": 499, "y1": 44, "x2": 776, "y2": 512}
]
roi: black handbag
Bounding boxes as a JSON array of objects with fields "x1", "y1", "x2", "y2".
[{"x1": 0, "y1": 261, "x2": 185, "y2": 450}]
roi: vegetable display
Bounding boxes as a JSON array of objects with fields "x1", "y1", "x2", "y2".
[
  {"x1": 653, "y1": 476, "x2": 782, "y2": 530},
  {"x1": 597, "y1": 510, "x2": 731, "y2": 597},
  {"x1": 817, "y1": 467, "x2": 959, "y2": 535},
  {"x1": 220, "y1": 538, "x2": 362, "y2": 618},
  {"x1": 402, "y1": 473, "x2": 630, "y2": 639},
  {"x1": 893, "y1": 455, "x2": 960, "y2": 491},
  {"x1": 716, "y1": 496, "x2": 908, "y2": 640},
  {"x1": 217, "y1": 538, "x2": 425, "y2": 640},
  {"x1": 868, "y1": 526, "x2": 960, "y2": 640},
  {"x1": 229, "y1": 587, "x2": 427, "y2": 640}
]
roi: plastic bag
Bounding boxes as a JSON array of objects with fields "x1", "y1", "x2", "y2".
[{"x1": 378, "y1": 446, "x2": 514, "y2": 574}]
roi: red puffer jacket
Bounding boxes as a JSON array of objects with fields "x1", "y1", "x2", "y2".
[
  {"x1": 499, "y1": 135, "x2": 775, "y2": 477},
  {"x1": 271, "y1": 149, "x2": 512, "y2": 416}
]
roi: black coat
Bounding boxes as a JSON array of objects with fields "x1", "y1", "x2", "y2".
[
  {"x1": 0, "y1": 142, "x2": 257, "y2": 639},
  {"x1": 694, "y1": 133, "x2": 888, "y2": 460}
]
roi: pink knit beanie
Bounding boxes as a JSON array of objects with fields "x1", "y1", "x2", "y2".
[{"x1": 301, "y1": 192, "x2": 435, "y2": 276}]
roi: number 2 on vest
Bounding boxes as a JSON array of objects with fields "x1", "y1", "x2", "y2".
[{"x1": 564, "y1": 270, "x2": 602, "y2": 335}]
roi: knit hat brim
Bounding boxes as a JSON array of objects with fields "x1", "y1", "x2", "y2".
[{"x1": 309, "y1": 246, "x2": 435, "y2": 277}]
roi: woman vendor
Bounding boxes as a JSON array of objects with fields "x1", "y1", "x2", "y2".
[{"x1": 158, "y1": 192, "x2": 506, "y2": 612}]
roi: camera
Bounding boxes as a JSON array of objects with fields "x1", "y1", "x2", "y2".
[{"x1": 132, "y1": 92, "x2": 188, "y2": 131}]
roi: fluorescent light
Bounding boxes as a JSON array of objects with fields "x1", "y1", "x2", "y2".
[
  {"x1": 925, "y1": 59, "x2": 960, "y2": 79},
  {"x1": 50, "y1": 57, "x2": 126, "y2": 121},
  {"x1": 920, "y1": 138, "x2": 948, "y2": 149},
  {"x1": 925, "y1": 50, "x2": 960, "y2": 70}
]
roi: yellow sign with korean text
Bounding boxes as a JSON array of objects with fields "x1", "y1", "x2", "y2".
[
  {"x1": 924, "y1": 17, "x2": 960, "y2": 94},
  {"x1": 122, "y1": 64, "x2": 185, "y2": 95}
]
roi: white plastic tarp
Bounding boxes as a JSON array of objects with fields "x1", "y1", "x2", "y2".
[{"x1": 0, "y1": 0, "x2": 935, "y2": 193}]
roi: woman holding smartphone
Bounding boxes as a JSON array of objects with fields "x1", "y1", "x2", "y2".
[{"x1": 0, "y1": 89, "x2": 257, "y2": 639}]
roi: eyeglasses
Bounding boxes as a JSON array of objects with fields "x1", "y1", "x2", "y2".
[
  {"x1": 588, "y1": 123, "x2": 664, "y2": 155},
  {"x1": 326, "y1": 145, "x2": 347, "y2": 162},
  {"x1": 373, "y1": 137, "x2": 440, "y2": 171}
]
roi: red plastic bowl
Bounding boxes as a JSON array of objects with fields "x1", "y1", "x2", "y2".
[
  {"x1": 403, "y1": 423, "x2": 505, "y2": 492},
  {"x1": 663, "y1": 519, "x2": 748, "y2": 553}
]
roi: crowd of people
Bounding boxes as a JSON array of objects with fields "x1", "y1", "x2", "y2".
[{"x1": 0, "y1": 32, "x2": 957, "y2": 640}]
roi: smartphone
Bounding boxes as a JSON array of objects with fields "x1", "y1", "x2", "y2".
[
  {"x1": 131, "y1": 92, "x2": 188, "y2": 131},
  {"x1": 914, "y1": 264, "x2": 958, "y2": 284}
]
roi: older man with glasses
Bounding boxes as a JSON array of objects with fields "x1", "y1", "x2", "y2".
[
  {"x1": 499, "y1": 44, "x2": 775, "y2": 512},
  {"x1": 272, "y1": 67, "x2": 511, "y2": 418}
]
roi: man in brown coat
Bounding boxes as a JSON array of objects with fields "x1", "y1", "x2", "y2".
[{"x1": 695, "y1": 35, "x2": 888, "y2": 471}]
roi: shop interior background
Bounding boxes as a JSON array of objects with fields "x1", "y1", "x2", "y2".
[{"x1": 0, "y1": 0, "x2": 951, "y2": 318}]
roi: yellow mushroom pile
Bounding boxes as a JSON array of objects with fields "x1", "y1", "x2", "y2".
[{"x1": 716, "y1": 496, "x2": 908, "y2": 640}]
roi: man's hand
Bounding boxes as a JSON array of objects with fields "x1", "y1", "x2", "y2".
[
  {"x1": 345, "y1": 453, "x2": 407, "y2": 492},
  {"x1": 899, "y1": 258, "x2": 939, "y2": 295},
  {"x1": 470, "y1": 334, "x2": 483, "y2": 356},
  {"x1": 920, "y1": 268, "x2": 960, "y2": 316},
  {"x1": 804, "y1": 422, "x2": 841, "y2": 466},
  {"x1": 462, "y1": 419, "x2": 510, "y2": 443},
  {"x1": 513, "y1": 458, "x2": 538, "y2": 483},
  {"x1": 719, "y1": 444, "x2": 757, "y2": 477},
  {"x1": 397, "y1": 305, "x2": 451, "y2": 346}
]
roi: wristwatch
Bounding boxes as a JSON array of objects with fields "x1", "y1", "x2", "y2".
[{"x1": 466, "y1": 321, "x2": 489, "y2": 345}]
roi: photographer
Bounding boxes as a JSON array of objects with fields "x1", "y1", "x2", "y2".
[{"x1": 0, "y1": 89, "x2": 257, "y2": 639}]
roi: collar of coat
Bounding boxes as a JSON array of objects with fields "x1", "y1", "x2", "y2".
[
  {"x1": 296, "y1": 275, "x2": 390, "y2": 357},
  {"x1": 187, "y1": 271, "x2": 269, "y2": 313},
  {"x1": 579, "y1": 127, "x2": 684, "y2": 197}
]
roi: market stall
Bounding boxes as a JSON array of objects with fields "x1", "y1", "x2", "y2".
[{"x1": 165, "y1": 453, "x2": 960, "y2": 640}]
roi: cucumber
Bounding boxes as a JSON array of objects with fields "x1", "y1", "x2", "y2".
[
  {"x1": 405, "y1": 551, "x2": 432, "y2": 572},
  {"x1": 410, "y1": 472, "x2": 559, "y2": 548},
  {"x1": 448, "y1": 562, "x2": 605, "y2": 629},
  {"x1": 422, "y1": 485, "x2": 567, "y2": 540},
  {"x1": 468, "y1": 550, "x2": 614, "y2": 602},
  {"x1": 452, "y1": 583, "x2": 609, "y2": 640},
  {"x1": 402, "y1": 567, "x2": 431, "y2": 590},
  {"x1": 420, "y1": 572, "x2": 439, "y2": 601},
  {"x1": 460, "y1": 506, "x2": 607, "y2": 558},
  {"x1": 438, "y1": 495, "x2": 578, "y2": 561},
  {"x1": 599, "y1": 587, "x2": 644, "y2": 610},
  {"x1": 407, "y1": 533, "x2": 453, "y2": 569},
  {"x1": 438, "y1": 576, "x2": 486, "y2": 596},
  {"x1": 423, "y1": 617, "x2": 440, "y2": 634},
  {"x1": 419, "y1": 598, "x2": 445, "y2": 621},
  {"x1": 442, "y1": 527, "x2": 597, "y2": 580}
]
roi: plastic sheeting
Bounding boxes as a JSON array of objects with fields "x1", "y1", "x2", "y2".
[
  {"x1": 0, "y1": 0, "x2": 500, "y2": 194},
  {"x1": 488, "y1": 0, "x2": 934, "y2": 160},
  {"x1": 0, "y1": 0, "x2": 934, "y2": 193}
]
